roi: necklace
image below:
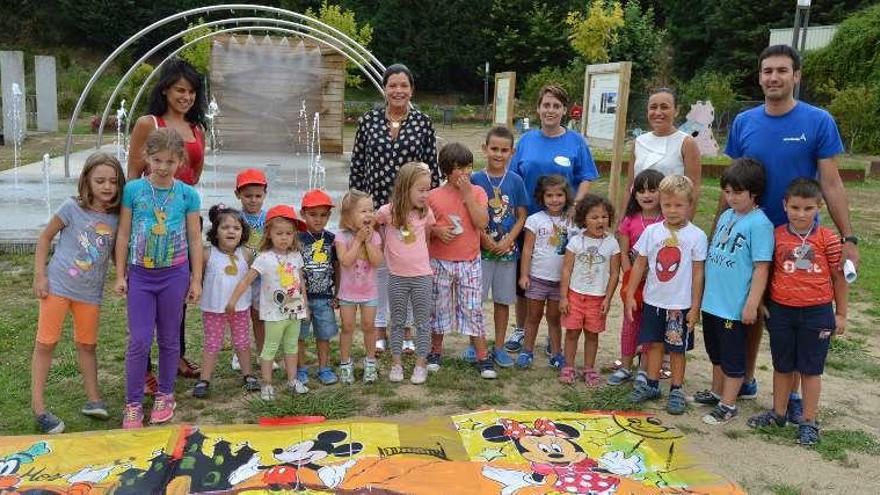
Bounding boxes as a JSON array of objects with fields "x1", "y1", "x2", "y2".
[
  {"x1": 484, "y1": 170, "x2": 508, "y2": 210},
  {"x1": 789, "y1": 223, "x2": 815, "y2": 270},
  {"x1": 222, "y1": 248, "x2": 238, "y2": 276},
  {"x1": 640, "y1": 212, "x2": 662, "y2": 231},
  {"x1": 242, "y1": 210, "x2": 265, "y2": 230},
  {"x1": 720, "y1": 206, "x2": 758, "y2": 243},
  {"x1": 386, "y1": 108, "x2": 408, "y2": 129},
  {"x1": 577, "y1": 233, "x2": 606, "y2": 270},
  {"x1": 148, "y1": 179, "x2": 175, "y2": 236},
  {"x1": 663, "y1": 220, "x2": 684, "y2": 247}
]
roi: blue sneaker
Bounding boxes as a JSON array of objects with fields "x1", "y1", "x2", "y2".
[
  {"x1": 738, "y1": 378, "x2": 758, "y2": 399},
  {"x1": 630, "y1": 381, "x2": 661, "y2": 403},
  {"x1": 296, "y1": 366, "x2": 310, "y2": 385},
  {"x1": 548, "y1": 353, "x2": 565, "y2": 369},
  {"x1": 492, "y1": 349, "x2": 514, "y2": 368},
  {"x1": 515, "y1": 351, "x2": 534, "y2": 369},
  {"x1": 461, "y1": 345, "x2": 477, "y2": 363},
  {"x1": 504, "y1": 328, "x2": 525, "y2": 353},
  {"x1": 797, "y1": 421, "x2": 820, "y2": 446},
  {"x1": 786, "y1": 395, "x2": 804, "y2": 424},
  {"x1": 317, "y1": 367, "x2": 338, "y2": 385}
]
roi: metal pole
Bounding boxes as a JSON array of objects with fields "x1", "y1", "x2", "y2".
[{"x1": 483, "y1": 62, "x2": 489, "y2": 124}]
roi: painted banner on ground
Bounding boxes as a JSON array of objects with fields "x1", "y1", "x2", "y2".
[{"x1": 0, "y1": 410, "x2": 744, "y2": 494}]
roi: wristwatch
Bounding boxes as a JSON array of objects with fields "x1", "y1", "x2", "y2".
[{"x1": 842, "y1": 235, "x2": 859, "y2": 245}]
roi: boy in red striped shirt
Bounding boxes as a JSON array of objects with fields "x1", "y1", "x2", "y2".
[{"x1": 747, "y1": 178, "x2": 848, "y2": 446}]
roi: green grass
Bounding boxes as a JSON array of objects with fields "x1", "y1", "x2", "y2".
[
  {"x1": 248, "y1": 388, "x2": 361, "y2": 420},
  {"x1": 826, "y1": 336, "x2": 880, "y2": 380},
  {"x1": 379, "y1": 398, "x2": 420, "y2": 415},
  {"x1": 550, "y1": 386, "x2": 642, "y2": 412},
  {"x1": 768, "y1": 483, "x2": 802, "y2": 495},
  {"x1": 752, "y1": 425, "x2": 880, "y2": 463}
]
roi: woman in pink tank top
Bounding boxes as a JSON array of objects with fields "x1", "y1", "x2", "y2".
[{"x1": 128, "y1": 58, "x2": 206, "y2": 185}]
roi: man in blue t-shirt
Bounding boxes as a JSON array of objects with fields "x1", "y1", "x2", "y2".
[{"x1": 721, "y1": 44, "x2": 859, "y2": 412}]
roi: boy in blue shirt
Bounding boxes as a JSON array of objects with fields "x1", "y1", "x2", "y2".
[
  {"x1": 697, "y1": 159, "x2": 774, "y2": 424},
  {"x1": 471, "y1": 126, "x2": 529, "y2": 367}
]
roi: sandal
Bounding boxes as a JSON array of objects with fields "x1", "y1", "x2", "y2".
[
  {"x1": 583, "y1": 368, "x2": 602, "y2": 388},
  {"x1": 177, "y1": 357, "x2": 201, "y2": 379},
  {"x1": 192, "y1": 380, "x2": 209, "y2": 399},
  {"x1": 559, "y1": 366, "x2": 577, "y2": 385}
]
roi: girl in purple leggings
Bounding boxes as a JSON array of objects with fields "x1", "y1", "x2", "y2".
[{"x1": 114, "y1": 128, "x2": 203, "y2": 429}]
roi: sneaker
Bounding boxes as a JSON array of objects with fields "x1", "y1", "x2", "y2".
[
  {"x1": 402, "y1": 339, "x2": 416, "y2": 353},
  {"x1": 339, "y1": 361, "x2": 354, "y2": 385},
  {"x1": 192, "y1": 380, "x2": 210, "y2": 399},
  {"x1": 231, "y1": 353, "x2": 241, "y2": 371},
  {"x1": 296, "y1": 366, "x2": 310, "y2": 385},
  {"x1": 389, "y1": 364, "x2": 404, "y2": 382},
  {"x1": 426, "y1": 353, "x2": 442, "y2": 372},
  {"x1": 747, "y1": 409, "x2": 786, "y2": 429},
  {"x1": 797, "y1": 421, "x2": 820, "y2": 446},
  {"x1": 261, "y1": 384, "x2": 276, "y2": 401},
  {"x1": 515, "y1": 351, "x2": 534, "y2": 369},
  {"x1": 177, "y1": 357, "x2": 200, "y2": 379},
  {"x1": 36, "y1": 411, "x2": 65, "y2": 434},
  {"x1": 634, "y1": 370, "x2": 648, "y2": 386},
  {"x1": 630, "y1": 381, "x2": 661, "y2": 403},
  {"x1": 375, "y1": 338, "x2": 387, "y2": 353},
  {"x1": 559, "y1": 366, "x2": 577, "y2": 385},
  {"x1": 363, "y1": 358, "x2": 378, "y2": 384},
  {"x1": 411, "y1": 366, "x2": 428, "y2": 384},
  {"x1": 477, "y1": 359, "x2": 497, "y2": 379},
  {"x1": 666, "y1": 388, "x2": 687, "y2": 415},
  {"x1": 504, "y1": 327, "x2": 525, "y2": 352},
  {"x1": 288, "y1": 379, "x2": 309, "y2": 394},
  {"x1": 150, "y1": 394, "x2": 176, "y2": 424},
  {"x1": 544, "y1": 336, "x2": 552, "y2": 357},
  {"x1": 81, "y1": 400, "x2": 109, "y2": 419},
  {"x1": 144, "y1": 371, "x2": 158, "y2": 396},
  {"x1": 693, "y1": 389, "x2": 721, "y2": 406},
  {"x1": 318, "y1": 367, "x2": 338, "y2": 385},
  {"x1": 461, "y1": 345, "x2": 477, "y2": 363},
  {"x1": 583, "y1": 368, "x2": 602, "y2": 388},
  {"x1": 272, "y1": 361, "x2": 281, "y2": 371},
  {"x1": 548, "y1": 353, "x2": 565, "y2": 369},
  {"x1": 786, "y1": 396, "x2": 804, "y2": 425},
  {"x1": 738, "y1": 378, "x2": 758, "y2": 399},
  {"x1": 243, "y1": 374, "x2": 261, "y2": 392},
  {"x1": 703, "y1": 403, "x2": 738, "y2": 425},
  {"x1": 607, "y1": 368, "x2": 633, "y2": 386},
  {"x1": 492, "y1": 348, "x2": 515, "y2": 368},
  {"x1": 122, "y1": 403, "x2": 144, "y2": 429}
]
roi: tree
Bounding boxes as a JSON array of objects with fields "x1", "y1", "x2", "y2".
[
  {"x1": 305, "y1": 1, "x2": 373, "y2": 88},
  {"x1": 566, "y1": 0, "x2": 625, "y2": 63},
  {"x1": 609, "y1": 2, "x2": 666, "y2": 95},
  {"x1": 179, "y1": 19, "x2": 213, "y2": 75}
]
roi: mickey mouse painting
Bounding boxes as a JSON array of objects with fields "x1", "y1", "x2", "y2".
[
  {"x1": 481, "y1": 418, "x2": 644, "y2": 495},
  {"x1": 228, "y1": 430, "x2": 362, "y2": 491}
]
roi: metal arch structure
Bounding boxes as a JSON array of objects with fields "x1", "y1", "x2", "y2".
[
  {"x1": 97, "y1": 17, "x2": 385, "y2": 146},
  {"x1": 123, "y1": 26, "x2": 380, "y2": 143},
  {"x1": 64, "y1": 3, "x2": 386, "y2": 177}
]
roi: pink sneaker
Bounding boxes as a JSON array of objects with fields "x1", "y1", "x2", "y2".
[
  {"x1": 150, "y1": 394, "x2": 176, "y2": 424},
  {"x1": 122, "y1": 403, "x2": 144, "y2": 429}
]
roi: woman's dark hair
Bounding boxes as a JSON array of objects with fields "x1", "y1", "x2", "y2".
[
  {"x1": 147, "y1": 57, "x2": 206, "y2": 129},
  {"x1": 649, "y1": 87, "x2": 677, "y2": 106},
  {"x1": 535, "y1": 174, "x2": 573, "y2": 211},
  {"x1": 206, "y1": 204, "x2": 250, "y2": 248},
  {"x1": 721, "y1": 157, "x2": 767, "y2": 202},
  {"x1": 382, "y1": 63, "x2": 414, "y2": 87},
  {"x1": 574, "y1": 193, "x2": 614, "y2": 229},
  {"x1": 438, "y1": 142, "x2": 473, "y2": 177},
  {"x1": 625, "y1": 169, "x2": 665, "y2": 217},
  {"x1": 784, "y1": 177, "x2": 823, "y2": 201}
]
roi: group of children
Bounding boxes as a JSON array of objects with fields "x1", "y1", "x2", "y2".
[{"x1": 31, "y1": 126, "x2": 847, "y2": 447}]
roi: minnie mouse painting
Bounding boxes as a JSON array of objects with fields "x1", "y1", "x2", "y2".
[{"x1": 481, "y1": 418, "x2": 644, "y2": 495}]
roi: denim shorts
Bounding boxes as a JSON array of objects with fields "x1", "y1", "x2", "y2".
[
  {"x1": 338, "y1": 298, "x2": 378, "y2": 307},
  {"x1": 766, "y1": 301, "x2": 835, "y2": 375},
  {"x1": 299, "y1": 297, "x2": 339, "y2": 341},
  {"x1": 638, "y1": 303, "x2": 694, "y2": 354}
]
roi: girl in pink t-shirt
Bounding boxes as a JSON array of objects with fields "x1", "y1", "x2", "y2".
[
  {"x1": 335, "y1": 189, "x2": 384, "y2": 384},
  {"x1": 376, "y1": 163, "x2": 436, "y2": 384},
  {"x1": 609, "y1": 169, "x2": 664, "y2": 386}
]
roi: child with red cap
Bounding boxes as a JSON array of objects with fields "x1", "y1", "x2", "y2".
[{"x1": 297, "y1": 189, "x2": 340, "y2": 386}]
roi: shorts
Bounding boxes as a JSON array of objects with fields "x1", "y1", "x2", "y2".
[
  {"x1": 37, "y1": 294, "x2": 100, "y2": 345},
  {"x1": 482, "y1": 259, "x2": 517, "y2": 305},
  {"x1": 515, "y1": 232, "x2": 526, "y2": 298},
  {"x1": 375, "y1": 264, "x2": 414, "y2": 328},
  {"x1": 525, "y1": 276, "x2": 561, "y2": 302},
  {"x1": 339, "y1": 298, "x2": 378, "y2": 307},
  {"x1": 299, "y1": 298, "x2": 339, "y2": 341},
  {"x1": 638, "y1": 303, "x2": 694, "y2": 354},
  {"x1": 561, "y1": 292, "x2": 607, "y2": 332},
  {"x1": 766, "y1": 301, "x2": 835, "y2": 375},
  {"x1": 430, "y1": 258, "x2": 485, "y2": 337},
  {"x1": 701, "y1": 312, "x2": 746, "y2": 378}
]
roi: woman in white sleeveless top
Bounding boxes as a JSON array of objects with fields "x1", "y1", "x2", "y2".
[{"x1": 626, "y1": 89, "x2": 701, "y2": 209}]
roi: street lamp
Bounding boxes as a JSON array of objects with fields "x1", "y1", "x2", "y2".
[{"x1": 792, "y1": 0, "x2": 812, "y2": 98}]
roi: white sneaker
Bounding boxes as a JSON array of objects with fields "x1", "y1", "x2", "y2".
[
  {"x1": 231, "y1": 354, "x2": 241, "y2": 371},
  {"x1": 288, "y1": 379, "x2": 309, "y2": 394},
  {"x1": 272, "y1": 361, "x2": 281, "y2": 370},
  {"x1": 375, "y1": 339, "x2": 387, "y2": 352},
  {"x1": 260, "y1": 384, "x2": 275, "y2": 401},
  {"x1": 389, "y1": 364, "x2": 404, "y2": 382},
  {"x1": 410, "y1": 366, "x2": 428, "y2": 384},
  {"x1": 402, "y1": 340, "x2": 415, "y2": 353}
]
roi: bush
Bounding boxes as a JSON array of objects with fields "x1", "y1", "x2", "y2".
[
  {"x1": 521, "y1": 60, "x2": 585, "y2": 121},
  {"x1": 828, "y1": 85, "x2": 880, "y2": 154}
]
